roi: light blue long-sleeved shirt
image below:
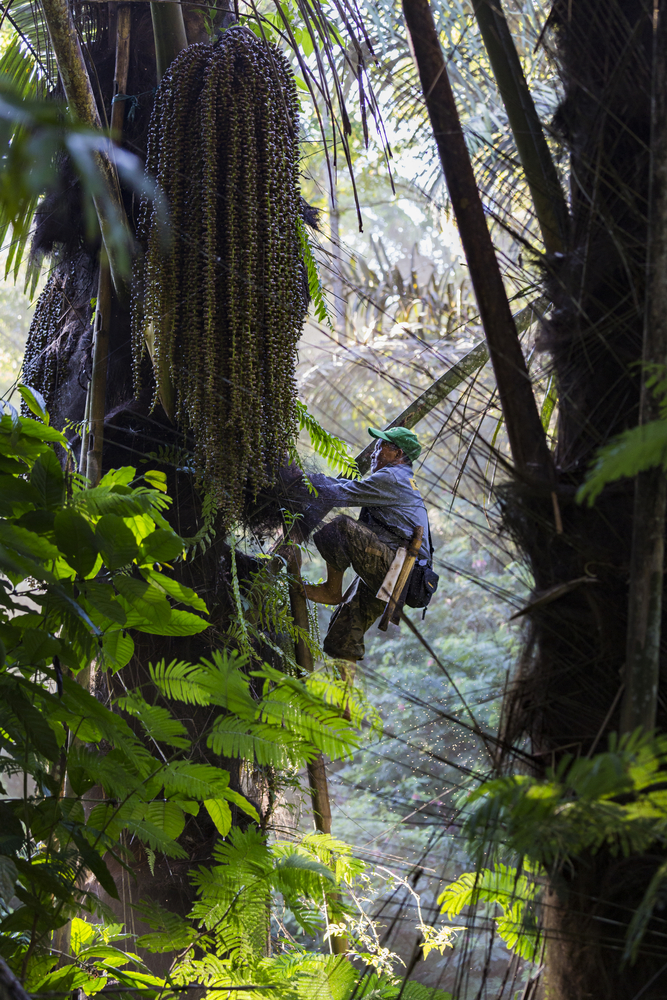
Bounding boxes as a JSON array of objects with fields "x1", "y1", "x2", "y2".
[{"x1": 305, "y1": 463, "x2": 431, "y2": 562}]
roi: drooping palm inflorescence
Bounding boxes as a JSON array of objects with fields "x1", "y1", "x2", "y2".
[{"x1": 133, "y1": 26, "x2": 307, "y2": 522}]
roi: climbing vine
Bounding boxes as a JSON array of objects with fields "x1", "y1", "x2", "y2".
[{"x1": 133, "y1": 28, "x2": 307, "y2": 523}]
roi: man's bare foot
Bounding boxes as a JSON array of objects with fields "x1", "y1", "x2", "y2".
[{"x1": 303, "y1": 581, "x2": 344, "y2": 605}]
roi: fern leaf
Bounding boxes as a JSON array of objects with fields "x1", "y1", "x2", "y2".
[
  {"x1": 295, "y1": 401, "x2": 360, "y2": 479},
  {"x1": 115, "y1": 691, "x2": 190, "y2": 749},
  {"x1": 578, "y1": 419, "x2": 667, "y2": 505},
  {"x1": 297, "y1": 216, "x2": 333, "y2": 329},
  {"x1": 148, "y1": 659, "x2": 213, "y2": 705}
]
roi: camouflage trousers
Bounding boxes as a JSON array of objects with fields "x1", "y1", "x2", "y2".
[{"x1": 312, "y1": 514, "x2": 397, "y2": 661}]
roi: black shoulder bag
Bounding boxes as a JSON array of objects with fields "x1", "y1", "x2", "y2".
[
  {"x1": 365, "y1": 508, "x2": 439, "y2": 611},
  {"x1": 405, "y1": 520, "x2": 439, "y2": 611}
]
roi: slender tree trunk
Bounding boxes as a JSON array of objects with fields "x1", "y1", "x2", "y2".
[
  {"x1": 621, "y1": 0, "x2": 667, "y2": 734},
  {"x1": 110, "y1": 4, "x2": 132, "y2": 136},
  {"x1": 328, "y1": 183, "x2": 346, "y2": 341},
  {"x1": 472, "y1": 0, "x2": 568, "y2": 253},
  {"x1": 84, "y1": 6, "x2": 131, "y2": 486},
  {"x1": 287, "y1": 572, "x2": 348, "y2": 955},
  {"x1": 40, "y1": 0, "x2": 130, "y2": 296},
  {"x1": 402, "y1": 0, "x2": 552, "y2": 482},
  {"x1": 150, "y1": 1, "x2": 188, "y2": 81},
  {"x1": 85, "y1": 261, "x2": 112, "y2": 486}
]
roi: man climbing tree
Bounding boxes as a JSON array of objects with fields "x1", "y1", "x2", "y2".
[{"x1": 292, "y1": 427, "x2": 437, "y2": 662}]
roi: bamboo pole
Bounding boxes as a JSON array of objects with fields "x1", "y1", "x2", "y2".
[
  {"x1": 110, "y1": 3, "x2": 132, "y2": 136},
  {"x1": 150, "y1": 0, "x2": 188, "y2": 82},
  {"x1": 402, "y1": 0, "x2": 552, "y2": 482},
  {"x1": 621, "y1": 0, "x2": 667, "y2": 734},
  {"x1": 287, "y1": 568, "x2": 346, "y2": 955},
  {"x1": 40, "y1": 0, "x2": 130, "y2": 298},
  {"x1": 83, "y1": 7, "x2": 131, "y2": 486},
  {"x1": 472, "y1": 0, "x2": 568, "y2": 254},
  {"x1": 85, "y1": 260, "x2": 112, "y2": 486}
]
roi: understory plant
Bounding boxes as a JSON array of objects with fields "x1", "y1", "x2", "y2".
[
  {"x1": 0, "y1": 391, "x2": 445, "y2": 1000},
  {"x1": 437, "y1": 730, "x2": 667, "y2": 968}
]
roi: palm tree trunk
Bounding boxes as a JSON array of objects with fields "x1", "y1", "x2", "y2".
[
  {"x1": 472, "y1": 0, "x2": 568, "y2": 252},
  {"x1": 621, "y1": 0, "x2": 667, "y2": 734},
  {"x1": 402, "y1": 0, "x2": 553, "y2": 482}
]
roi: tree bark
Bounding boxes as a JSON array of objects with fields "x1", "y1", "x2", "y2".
[
  {"x1": 621, "y1": 0, "x2": 667, "y2": 734},
  {"x1": 472, "y1": 0, "x2": 568, "y2": 253},
  {"x1": 402, "y1": 0, "x2": 552, "y2": 482}
]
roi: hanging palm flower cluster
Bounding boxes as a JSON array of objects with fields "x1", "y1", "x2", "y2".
[
  {"x1": 22, "y1": 271, "x2": 67, "y2": 412},
  {"x1": 133, "y1": 27, "x2": 307, "y2": 522}
]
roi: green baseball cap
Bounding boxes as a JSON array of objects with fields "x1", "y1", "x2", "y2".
[{"x1": 368, "y1": 426, "x2": 421, "y2": 461}]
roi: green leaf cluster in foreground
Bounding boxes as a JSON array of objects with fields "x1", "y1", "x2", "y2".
[
  {"x1": 449, "y1": 730, "x2": 667, "y2": 967},
  {"x1": 0, "y1": 404, "x2": 439, "y2": 1000}
]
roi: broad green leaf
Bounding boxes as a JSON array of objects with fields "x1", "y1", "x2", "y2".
[
  {"x1": 143, "y1": 470, "x2": 167, "y2": 492},
  {"x1": 12, "y1": 628, "x2": 60, "y2": 667},
  {"x1": 142, "y1": 568, "x2": 208, "y2": 612},
  {"x1": 219, "y1": 787, "x2": 261, "y2": 824},
  {"x1": 0, "y1": 475, "x2": 40, "y2": 515},
  {"x1": 54, "y1": 509, "x2": 98, "y2": 577},
  {"x1": 1, "y1": 682, "x2": 60, "y2": 760},
  {"x1": 143, "y1": 801, "x2": 186, "y2": 840},
  {"x1": 70, "y1": 916, "x2": 96, "y2": 956},
  {"x1": 0, "y1": 855, "x2": 17, "y2": 903},
  {"x1": 0, "y1": 522, "x2": 60, "y2": 562},
  {"x1": 0, "y1": 801, "x2": 25, "y2": 855},
  {"x1": 115, "y1": 577, "x2": 171, "y2": 628},
  {"x1": 17, "y1": 384, "x2": 49, "y2": 424},
  {"x1": 30, "y1": 449, "x2": 65, "y2": 508},
  {"x1": 204, "y1": 798, "x2": 232, "y2": 836},
  {"x1": 139, "y1": 528, "x2": 183, "y2": 564},
  {"x1": 98, "y1": 468, "x2": 135, "y2": 488},
  {"x1": 99, "y1": 629, "x2": 134, "y2": 671},
  {"x1": 124, "y1": 817, "x2": 187, "y2": 858},
  {"x1": 95, "y1": 514, "x2": 139, "y2": 569},
  {"x1": 131, "y1": 608, "x2": 209, "y2": 636},
  {"x1": 82, "y1": 582, "x2": 127, "y2": 625},
  {"x1": 16, "y1": 508, "x2": 56, "y2": 534}
]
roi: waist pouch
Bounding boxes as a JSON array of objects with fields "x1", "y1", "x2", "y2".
[{"x1": 405, "y1": 562, "x2": 439, "y2": 609}]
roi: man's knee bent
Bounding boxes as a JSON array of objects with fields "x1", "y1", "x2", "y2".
[{"x1": 313, "y1": 515, "x2": 357, "y2": 572}]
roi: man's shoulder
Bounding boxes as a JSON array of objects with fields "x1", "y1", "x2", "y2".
[{"x1": 369, "y1": 464, "x2": 421, "y2": 492}]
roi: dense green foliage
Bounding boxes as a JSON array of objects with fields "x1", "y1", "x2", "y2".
[{"x1": 0, "y1": 396, "x2": 448, "y2": 998}]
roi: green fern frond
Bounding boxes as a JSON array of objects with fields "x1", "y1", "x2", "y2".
[
  {"x1": 115, "y1": 691, "x2": 190, "y2": 749},
  {"x1": 438, "y1": 865, "x2": 540, "y2": 963},
  {"x1": 148, "y1": 659, "x2": 213, "y2": 705},
  {"x1": 295, "y1": 400, "x2": 360, "y2": 479},
  {"x1": 0, "y1": 37, "x2": 42, "y2": 285},
  {"x1": 297, "y1": 216, "x2": 333, "y2": 329},
  {"x1": 206, "y1": 716, "x2": 305, "y2": 767}
]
